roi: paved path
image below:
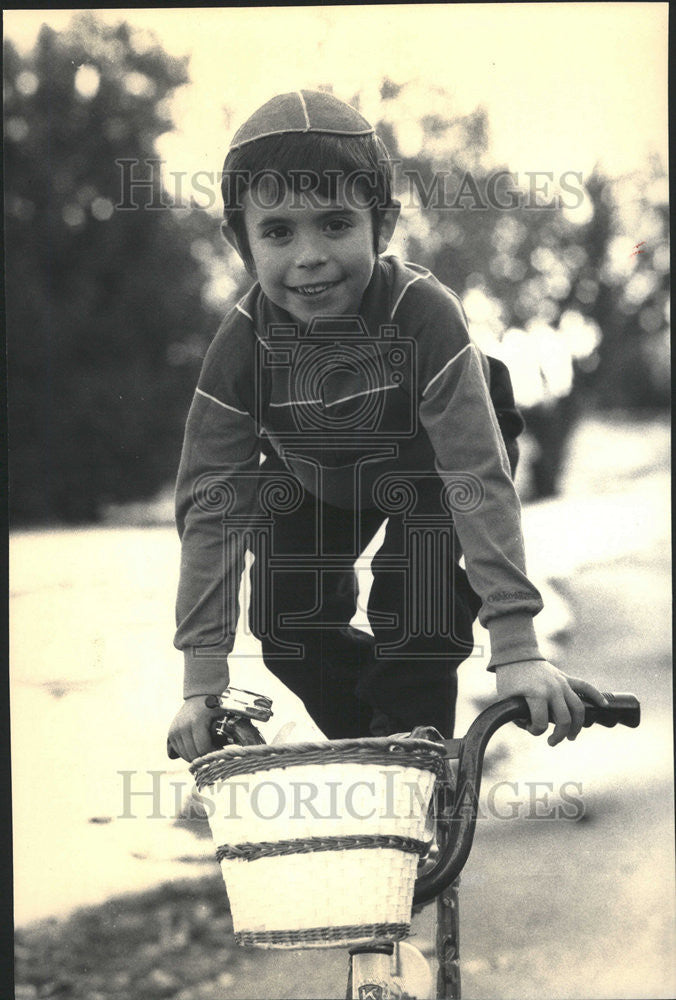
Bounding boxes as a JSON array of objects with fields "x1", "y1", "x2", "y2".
[{"x1": 10, "y1": 416, "x2": 674, "y2": 998}]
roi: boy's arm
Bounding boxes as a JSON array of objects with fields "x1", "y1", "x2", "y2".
[
  {"x1": 173, "y1": 305, "x2": 263, "y2": 691},
  {"x1": 169, "y1": 375, "x2": 261, "y2": 762},
  {"x1": 419, "y1": 338, "x2": 542, "y2": 665},
  {"x1": 174, "y1": 387, "x2": 261, "y2": 698},
  {"x1": 418, "y1": 330, "x2": 606, "y2": 742}
]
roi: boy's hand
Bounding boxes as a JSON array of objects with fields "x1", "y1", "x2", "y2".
[
  {"x1": 494, "y1": 660, "x2": 609, "y2": 746},
  {"x1": 167, "y1": 696, "x2": 224, "y2": 762}
]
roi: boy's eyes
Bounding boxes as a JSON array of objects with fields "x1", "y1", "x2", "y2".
[
  {"x1": 324, "y1": 218, "x2": 352, "y2": 233},
  {"x1": 263, "y1": 225, "x2": 291, "y2": 240},
  {"x1": 261, "y1": 218, "x2": 353, "y2": 241}
]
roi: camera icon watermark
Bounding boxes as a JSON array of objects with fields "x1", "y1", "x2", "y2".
[{"x1": 255, "y1": 316, "x2": 417, "y2": 442}]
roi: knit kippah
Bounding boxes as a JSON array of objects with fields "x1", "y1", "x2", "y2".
[{"x1": 229, "y1": 90, "x2": 375, "y2": 151}]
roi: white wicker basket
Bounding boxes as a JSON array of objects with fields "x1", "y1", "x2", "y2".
[{"x1": 190, "y1": 736, "x2": 445, "y2": 948}]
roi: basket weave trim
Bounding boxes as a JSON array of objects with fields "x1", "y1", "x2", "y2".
[
  {"x1": 191, "y1": 736, "x2": 446, "y2": 788},
  {"x1": 216, "y1": 833, "x2": 429, "y2": 863},
  {"x1": 235, "y1": 922, "x2": 410, "y2": 947}
]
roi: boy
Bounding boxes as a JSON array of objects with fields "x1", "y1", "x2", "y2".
[{"x1": 168, "y1": 90, "x2": 606, "y2": 761}]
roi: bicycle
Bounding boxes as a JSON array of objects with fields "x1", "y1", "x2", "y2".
[{"x1": 169, "y1": 687, "x2": 640, "y2": 999}]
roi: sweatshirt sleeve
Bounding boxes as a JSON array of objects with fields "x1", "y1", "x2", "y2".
[
  {"x1": 413, "y1": 288, "x2": 544, "y2": 670},
  {"x1": 174, "y1": 306, "x2": 262, "y2": 697}
]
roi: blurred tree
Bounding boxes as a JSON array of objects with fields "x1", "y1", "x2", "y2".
[
  {"x1": 586, "y1": 164, "x2": 670, "y2": 410},
  {"x1": 369, "y1": 84, "x2": 668, "y2": 496},
  {"x1": 7, "y1": 46, "x2": 667, "y2": 519},
  {"x1": 5, "y1": 13, "x2": 222, "y2": 523}
]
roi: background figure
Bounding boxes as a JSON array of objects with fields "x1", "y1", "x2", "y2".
[
  {"x1": 523, "y1": 394, "x2": 578, "y2": 499},
  {"x1": 496, "y1": 321, "x2": 577, "y2": 499}
]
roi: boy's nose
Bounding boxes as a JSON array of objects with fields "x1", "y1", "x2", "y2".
[{"x1": 294, "y1": 238, "x2": 328, "y2": 269}]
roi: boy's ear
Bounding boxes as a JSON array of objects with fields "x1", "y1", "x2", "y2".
[
  {"x1": 221, "y1": 221, "x2": 256, "y2": 276},
  {"x1": 220, "y1": 221, "x2": 240, "y2": 254},
  {"x1": 376, "y1": 200, "x2": 401, "y2": 254}
]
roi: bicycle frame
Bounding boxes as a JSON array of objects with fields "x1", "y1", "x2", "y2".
[
  {"x1": 415, "y1": 692, "x2": 640, "y2": 905},
  {"x1": 348, "y1": 692, "x2": 640, "y2": 999},
  {"x1": 177, "y1": 689, "x2": 640, "y2": 999}
]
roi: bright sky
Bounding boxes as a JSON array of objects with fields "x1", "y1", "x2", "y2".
[{"x1": 4, "y1": 3, "x2": 669, "y2": 184}]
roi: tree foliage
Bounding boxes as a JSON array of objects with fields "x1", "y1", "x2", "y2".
[
  {"x1": 373, "y1": 90, "x2": 669, "y2": 413},
  {"x1": 5, "y1": 14, "x2": 221, "y2": 523}
]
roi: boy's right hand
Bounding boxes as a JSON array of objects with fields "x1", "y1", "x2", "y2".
[{"x1": 167, "y1": 695, "x2": 225, "y2": 762}]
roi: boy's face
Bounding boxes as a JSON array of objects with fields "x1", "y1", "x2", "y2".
[{"x1": 239, "y1": 178, "x2": 394, "y2": 326}]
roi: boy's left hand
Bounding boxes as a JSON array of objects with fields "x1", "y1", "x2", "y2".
[{"x1": 494, "y1": 660, "x2": 608, "y2": 746}]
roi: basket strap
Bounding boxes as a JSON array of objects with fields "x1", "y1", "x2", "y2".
[
  {"x1": 235, "y1": 922, "x2": 410, "y2": 947},
  {"x1": 216, "y1": 834, "x2": 430, "y2": 862}
]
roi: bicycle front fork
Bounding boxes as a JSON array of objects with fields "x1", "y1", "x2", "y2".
[
  {"x1": 436, "y1": 877, "x2": 461, "y2": 999},
  {"x1": 345, "y1": 877, "x2": 461, "y2": 1000},
  {"x1": 347, "y1": 939, "x2": 435, "y2": 999}
]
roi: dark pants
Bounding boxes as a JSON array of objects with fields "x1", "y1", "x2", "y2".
[{"x1": 248, "y1": 460, "x2": 480, "y2": 739}]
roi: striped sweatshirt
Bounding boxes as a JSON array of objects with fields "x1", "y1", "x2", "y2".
[{"x1": 175, "y1": 255, "x2": 544, "y2": 696}]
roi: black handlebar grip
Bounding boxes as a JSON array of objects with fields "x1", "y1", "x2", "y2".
[{"x1": 583, "y1": 692, "x2": 640, "y2": 729}]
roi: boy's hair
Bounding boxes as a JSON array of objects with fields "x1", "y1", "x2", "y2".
[{"x1": 221, "y1": 129, "x2": 395, "y2": 267}]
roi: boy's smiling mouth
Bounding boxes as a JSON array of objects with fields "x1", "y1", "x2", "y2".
[{"x1": 287, "y1": 279, "x2": 342, "y2": 297}]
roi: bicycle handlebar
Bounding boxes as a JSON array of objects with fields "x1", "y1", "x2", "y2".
[
  {"x1": 167, "y1": 688, "x2": 640, "y2": 905},
  {"x1": 578, "y1": 691, "x2": 641, "y2": 729},
  {"x1": 412, "y1": 692, "x2": 640, "y2": 904},
  {"x1": 167, "y1": 688, "x2": 272, "y2": 759}
]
